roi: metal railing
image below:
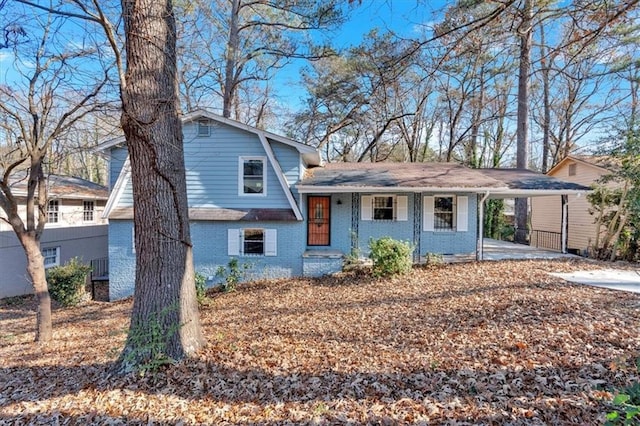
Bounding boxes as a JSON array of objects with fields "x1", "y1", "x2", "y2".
[
  {"x1": 530, "y1": 230, "x2": 562, "y2": 252},
  {"x1": 90, "y1": 257, "x2": 109, "y2": 300}
]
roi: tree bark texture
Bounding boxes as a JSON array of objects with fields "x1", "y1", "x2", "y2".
[
  {"x1": 116, "y1": 0, "x2": 203, "y2": 374},
  {"x1": 515, "y1": 0, "x2": 532, "y2": 244}
]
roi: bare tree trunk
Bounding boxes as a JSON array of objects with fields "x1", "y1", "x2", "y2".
[
  {"x1": 23, "y1": 237, "x2": 51, "y2": 341},
  {"x1": 223, "y1": 0, "x2": 241, "y2": 118},
  {"x1": 515, "y1": 0, "x2": 532, "y2": 244},
  {"x1": 539, "y1": 25, "x2": 551, "y2": 173},
  {"x1": 115, "y1": 0, "x2": 203, "y2": 374}
]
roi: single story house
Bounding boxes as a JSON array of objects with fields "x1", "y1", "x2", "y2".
[
  {"x1": 100, "y1": 111, "x2": 588, "y2": 301},
  {"x1": 531, "y1": 155, "x2": 617, "y2": 255},
  {"x1": 0, "y1": 175, "x2": 109, "y2": 298}
]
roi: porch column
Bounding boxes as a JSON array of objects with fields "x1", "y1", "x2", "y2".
[
  {"x1": 477, "y1": 191, "x2": 490, "y2": 261},
  {"x1": 561, "y1": 194, "x2": 568, "y2": 254}
]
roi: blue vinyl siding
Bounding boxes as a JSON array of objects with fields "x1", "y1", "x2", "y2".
[
  {"x1": 271, "y1": 141, "x2": 301, "y2": 186},
  {"x1": 182, "y1": 121, "x2": 291, "y2": 209},
  {"x1": 109, "y1": 146, "x2": 128, "y2": 189},
  {"x1": 113, "y1": 121, "x2": 293, "y2": 210}
]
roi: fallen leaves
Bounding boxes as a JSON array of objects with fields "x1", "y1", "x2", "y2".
[{"x1": 0, "y1": 259, "x2": 639, "y2": 424}]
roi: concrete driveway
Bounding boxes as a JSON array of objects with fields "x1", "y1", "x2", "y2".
[{"x1": 550, "y1": 269, "x2": 640, "y2": 294}]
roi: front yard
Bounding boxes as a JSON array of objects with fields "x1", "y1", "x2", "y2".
[{"x1": 1, "y1": 259, "x2": 639, "y2": 424}]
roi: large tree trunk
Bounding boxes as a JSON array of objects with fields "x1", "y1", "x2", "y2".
[
  {"x1": 515, "y1": 0, "x2": 533, "y2": 244},
  {"x1": 115, "y1": 0, "x2": 203, "y2": 374}
]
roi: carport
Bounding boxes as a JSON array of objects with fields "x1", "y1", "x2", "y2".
[{"x1": 476, "y1": 169, "x2": 590, "y2": 261}]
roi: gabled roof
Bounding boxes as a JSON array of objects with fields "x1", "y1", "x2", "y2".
[
  {"x1": 547, "y1": 155, "x2": 618, "y2": 176},
  {"x1": 7, "y1": 174, "x2": 108, "y2": 200},
  {"x1": 95, "y1": 110, "x2": 322, "y2": 167},
  {"x1": 297, "y1": 162, "x2": 590, "y2": 196}
]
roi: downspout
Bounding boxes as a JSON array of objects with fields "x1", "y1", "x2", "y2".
[{"x1": 477, "y1": 191, "x2": 491, "y2": 261}]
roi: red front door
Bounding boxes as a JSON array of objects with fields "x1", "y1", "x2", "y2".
[{"x1": 308, "y1": 196, "x2": 330, "y2": 246}]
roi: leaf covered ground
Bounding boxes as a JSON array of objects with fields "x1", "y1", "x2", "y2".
[{"x1": 1, "y1": 259, "x2": 639, "y2": 425}]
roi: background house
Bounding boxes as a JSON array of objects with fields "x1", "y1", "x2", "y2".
[
  {"x1": 530, "y1": 155, "x2": 616, "y2": 255},
  {"x1": 102, "y1": 111, "x2": 588, "y2": 301},
  {"x1": 0, "y1": 175, "x2": 109, "y2": 298}
]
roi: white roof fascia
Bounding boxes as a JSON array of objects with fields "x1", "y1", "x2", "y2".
[
  {"x1": 94, "y1": 135, "x2": 126, "y2": 152},
  {"x1": 295, "y1": 186, "x2": 506, "y2": 194},
  {"x1": 487, "y1": 189, "x2": 590, "y2": 198},
  {"x1": 103, "y1": 156, "x2": 131, "y2": 219},
  {"x1": 258, "y1": 133, "x2": 304, "y2": 221}
]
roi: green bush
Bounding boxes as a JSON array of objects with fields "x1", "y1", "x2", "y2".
[
  {"x1": 47, "y1": 257, "x2": 92, "y2": 307},
  {"x1": 215, "y1": 258, "x2": 249, "y2": 292},
  {"x1": 194, "y1": 272, "x2": 207, "y2": 305},
  {"x1": 368, "y1": 237, "x2": 414, "y2": 277}
]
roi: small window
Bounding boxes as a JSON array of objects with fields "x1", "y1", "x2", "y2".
[
  {"x1": 47, "y1": 200, "x2": 59, "y2": 223},
  {"x1": 243, "y1": 229, "x2": 264, "y2": 255},
  {"x1": 197, "y1": 120, "x2": 210, "y2": 137},
  {"x1": 42, "y1": 247, "x2": 60, "y2": 268},
  {"x1": 240, "y1": 157, "x2": 266, "y2": 195},
  {"x1": 434, "y1": 196, "x2": 456, "y2": 230},
  {"x1": 83, "y1": 201, "x2": 95, "y2": 222},
  {"x1": 568, "y1": 163, "x2": 577, "y2": 176},
  {"x1": 373, "y1": 196, "x2": 394, "y2": 220}
]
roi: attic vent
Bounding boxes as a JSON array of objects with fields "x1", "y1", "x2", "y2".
[
  {"x1": 197, "y1": 120, "x2": 211, "y2": 137},
  {"x1": 568, "y1": 163, "x2": 577, "y2": 176}
]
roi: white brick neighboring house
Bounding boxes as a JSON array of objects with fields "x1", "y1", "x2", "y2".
[{"x1": 0, "y1": 175, "x2": 109, "y2": 298}]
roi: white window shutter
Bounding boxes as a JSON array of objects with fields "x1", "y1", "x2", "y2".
[
  {"x1": 396, "y1": 195, "x2": 408, "y2": 221},
  {"x1": 361, "y1": 195, "x2": 372, "y2": 221},
  {"x1": 265, "y1": 229, "x2": 277, "y2": 256},
  {"x1": 423, "y1": 196, "x2": 434, "y2": 231},
  {"x1": 457, "y1": 196, "x2": 468, "y2": 232},
  {"x1": 228, "y1": 229, "x2": 240, "y2": 255}
]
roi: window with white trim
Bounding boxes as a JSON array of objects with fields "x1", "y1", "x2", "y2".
[
  {"x1": 228, "y1": 228, "x2": 277, "y2": 256},
  {"x1": 434, "y1": 196, "x2": 455, "y2": 230},
  {"x1": 423, "y1": 195, "x2": 468, "y2": 232},
  {"x1": 361, "y1": 195, "x2": 408, "y2": 221},
  {"x1": 568, "y1": 163, "x2": 577, "y2": 176},
  {"x1": 83, "y1": 201, "x2": 95, "y2": 222},
  {"x1": 42, "y1": 247, "x2": 60, "y2": 268},
  {"x1": 47, "y1": 200, "x2": 59, "y2": 223},
  {"x1": 239, "y1": 157, "x2": 266, "y2": 195}
]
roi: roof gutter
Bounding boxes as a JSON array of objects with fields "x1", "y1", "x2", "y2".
[{"x1": 295, "y1": 185, "x2": 504, "y2": 194}]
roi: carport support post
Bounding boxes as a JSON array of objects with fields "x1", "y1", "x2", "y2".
[
  {"x1": 477, "y1": 191, "x2": 491, "y2": 261},
  {"x1": 561, "y1": 194, "x2": 568, "y2": 254}
]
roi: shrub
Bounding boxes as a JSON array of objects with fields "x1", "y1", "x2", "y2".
[
  {"x1": 368, "y1": 237, "x2": 414, "y2": 277},
  {"x1": 194, "y1": 272, "x2": 207, "y2": 305},
  {"x1": 47, "y1": 257, "x2": 92, "y2": 307},
  {"x1": 215, "y1": 258, "x2": 249, "y2": 292}
]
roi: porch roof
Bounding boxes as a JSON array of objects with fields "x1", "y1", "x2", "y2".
[{"x1": 297, "y1": 162, "x2": 590, "y2": 196}]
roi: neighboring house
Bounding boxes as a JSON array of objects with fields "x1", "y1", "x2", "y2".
[
  {"x1": 0, "y1": 175, "x2": 109, "y2": 298},
  {"x1": 101, "y1": 111, "x2": 588, "y2": 301},
  {"x1": 531, "y1": 155, "x2": 617, "y2": 255}
]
